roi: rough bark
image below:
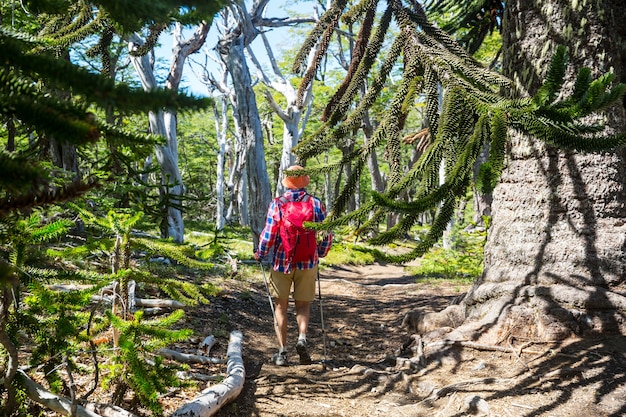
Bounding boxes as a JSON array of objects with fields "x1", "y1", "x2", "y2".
[
  {"x1": 456, "y1": 0, "x2": 626, "y2": 343},
  {"x1": 170, "y1": 330, "x2": 244, "y2": 417}
]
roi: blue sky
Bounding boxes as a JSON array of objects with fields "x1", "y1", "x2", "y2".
[{"x1": 157, "y1": 1, "x2": 316, "y2": 97}]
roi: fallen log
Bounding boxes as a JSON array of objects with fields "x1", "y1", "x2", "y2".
[
  {"x1": 157, "y1": 348, "x2": 226, "y2": 364},
  {"x1": 90, "y1": 296, "x2": 185, "y2": 309},
  {"x1": 135, "y1": 298, "x2": 186, "y2": 308},
  {"x1": 16, "y1": 370, "x2": 101, "y2": 417},
  {"x1": 17, "y1": 369, "x2": 139, "y2": 417},
  {"x1": 84, "y1": 403, "x2": 139, "y2": 417},
  {"x1": 199, "y1": 335, "x2": 216, "y2": 356},
  {"x1": 170, "y1": 330, "x2": 244, "y2": 417},
  {"x1": 176, "y1": 371, "x2": 222, "y2": 382}
]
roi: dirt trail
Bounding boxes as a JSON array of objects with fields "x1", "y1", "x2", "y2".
[{"x1": 190, "y1": 263, "x2": 626, "y2": 417}]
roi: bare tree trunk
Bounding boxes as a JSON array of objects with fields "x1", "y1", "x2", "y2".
[
  {"x1": 217, "y1": 3, "x2": 271, "y2": 248},
  {"x1": 5, "y1": 117, "x2": 15, "y2": 152},
  {"x1": 46, "y1": 51, "x2": 81, "y2": 181},
  {"x1": 472, "y1": 142, "x2": 492, "y2": 226},
  {"x1": 128, "y1": 22, "x2": 209, "y2": 243},
  {"x1": 48, "y1": 136, "x2": 80, "y2": 179},
  {"x1": 324, "y1": 153, "x2": 333, "y2": 211},
  {"x1": 362, "y1": 112, "x2": 384, "y2": 194},
  {"x1": 248, "y1": 31, "x2": 316, "y2": 195},
  {"x1": 213, "y1": 96, "x2": 229, "y2": 230},
  {"x1": 197, "y1": 0, "x2": 317, "y2": 235},
  {"x1": 457, "y1": 0, "x2": 626, "y2": 343}
]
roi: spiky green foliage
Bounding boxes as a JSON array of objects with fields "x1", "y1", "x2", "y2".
[
  {"x1": 424, "y1": 0, "x2": 504, "y2": 55},
  {"x1": 0, "y1": 0, "x2": 228, "y2": 218},
  {"x1": 23, "y1": 0, "x2": 225, "y2": 32},
  {"x1": 23, "y1": 282, "x2": 93, "y2": 392},
  {"x1": 0, "y1": 212, "x2": 73, "y2": 274},
  {"x1": 106, "y1": 309, "x2": 192, "y2": 416},
  {"x1": 296, "y1": 3, "x2": 626, "y2": 263},
  {"x1": 1, "y1": 1, "x2": 228, "y2": 412},
  {"x1": 0, "y1": 206, "x2": 209, "y2": 412},
  {"x1": 70, "y1": 204, "x2": 214, "y2": 305}
]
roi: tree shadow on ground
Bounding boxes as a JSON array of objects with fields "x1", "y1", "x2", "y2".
[{"x1": 199, "y1": 265, "x2": 625, "y2": 417}]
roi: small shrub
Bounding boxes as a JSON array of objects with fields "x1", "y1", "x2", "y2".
[
  {"x1": 408, "y1": 228, "x2": 485, "y2": 283},
  {"x1": 322, "y1": 242, "x2": 376, "y2": 266}
]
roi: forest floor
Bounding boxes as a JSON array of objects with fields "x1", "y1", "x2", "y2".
[{"x1": 155, "y1": 262, "x2": 625, "y2": 417}]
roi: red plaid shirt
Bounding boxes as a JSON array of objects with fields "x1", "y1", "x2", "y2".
[{"x1": 256, "y1": 189, "x2": 333, "y2": 273}]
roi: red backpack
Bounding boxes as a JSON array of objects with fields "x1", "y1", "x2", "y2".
[{"x1": 277, "y1": 194, "x2": 317, "y2": 263}]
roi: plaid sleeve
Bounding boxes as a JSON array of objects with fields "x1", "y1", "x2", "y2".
[
  {"x1": 256, "y1": 199, "x2": 280, "y2": 260},
  {"x1": 313, "y1": 198, "x2": 333, "y2": 258}
]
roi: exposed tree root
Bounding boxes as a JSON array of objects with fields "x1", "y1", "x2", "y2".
[{"x1": 418, "y1": 377, "x2": 516, "y2": 403}]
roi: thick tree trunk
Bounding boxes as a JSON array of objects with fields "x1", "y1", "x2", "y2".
[
  {"x1": 48, "y1": 136, "x2": 79, "y2": 179},
  {"x1": 459, "y1": 0, "x2": 626, "y2": 343}
]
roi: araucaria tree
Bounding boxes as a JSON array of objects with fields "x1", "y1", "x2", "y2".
[
  {"x1": 0, "y1": 0, "x2": 226, "y2": 414},
  {"x1": 296, "y1": 0, "x2": 626, "y2": 342}
]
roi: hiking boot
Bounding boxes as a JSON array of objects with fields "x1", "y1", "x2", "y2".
[
  {"x1": 272, "y1": 351, "x2": 288, "y2": 366},
  {"x1": 296, "y1": 339, "x2": 312, "y2": 365}
]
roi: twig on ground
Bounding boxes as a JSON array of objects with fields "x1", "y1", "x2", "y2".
[
  {"x1": 511, "y1": 402, "x2": 534, "y2": 409},
  {"x1": 157, "y1": 348, "x2": 226, "y2": 364},
  {"x1": 507, "y1": 335, "x2": 530, "y2": 370},
  {"x1": 418, "y1": 377, "x2": 515, "y2": 403}
]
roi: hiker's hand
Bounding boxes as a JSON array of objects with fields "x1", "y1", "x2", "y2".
[{"x1": 253, "y1": 252, "x2": 261, "y2": 261}]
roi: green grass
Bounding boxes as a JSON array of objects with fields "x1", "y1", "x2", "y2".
[
  {"x1": 321, "y1": 242, "x2": 376, "y2": 266},
  {"x1": 407, "y1": 228, "x2": 485, "y2": 284},
  {"x1": 182, "y1": 216, "x2": 486, "y2": 286}
]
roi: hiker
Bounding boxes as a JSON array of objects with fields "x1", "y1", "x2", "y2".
[{"x1": 254, "y1": 165, "x2": 333, "y2": 366}]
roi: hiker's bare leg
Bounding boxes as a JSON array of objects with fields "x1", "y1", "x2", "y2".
[
  {"x1": 274, "y1": 298, "x2": 289, "y2": 348},
  {"x1": 295, "y1": 300, "x2": 311, "y2": 336}
]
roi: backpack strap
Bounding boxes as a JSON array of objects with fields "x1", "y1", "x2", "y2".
[{"x1": 277, "y1": 193, "x2": 309, "y2": 205}]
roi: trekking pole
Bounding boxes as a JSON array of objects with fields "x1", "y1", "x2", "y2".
[
  {"x1": 317, "y1": 268, "x2": 328, "y2": 363},
  {"x1": 259, "y1": 261, "x2": 284, "y2": 350}
]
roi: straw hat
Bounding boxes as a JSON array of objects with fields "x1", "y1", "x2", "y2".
[{"x1": 281, "y1": 165, "x2": 310, "y2": 189}]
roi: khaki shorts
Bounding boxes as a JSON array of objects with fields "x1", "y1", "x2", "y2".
[{"x1": 270, "y1": 266, "x2": 318, "y2": 302}]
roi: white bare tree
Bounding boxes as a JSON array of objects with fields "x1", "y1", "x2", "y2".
[
  {"x1": 197, "y1": 0, "x2": 317, "y2": 246},
  {"x1": 128, "y1": 22, "x2": 210, "y2": 243},
  {"x1": 247, "y1": 30, "x2": 316, "y2": 196}
]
